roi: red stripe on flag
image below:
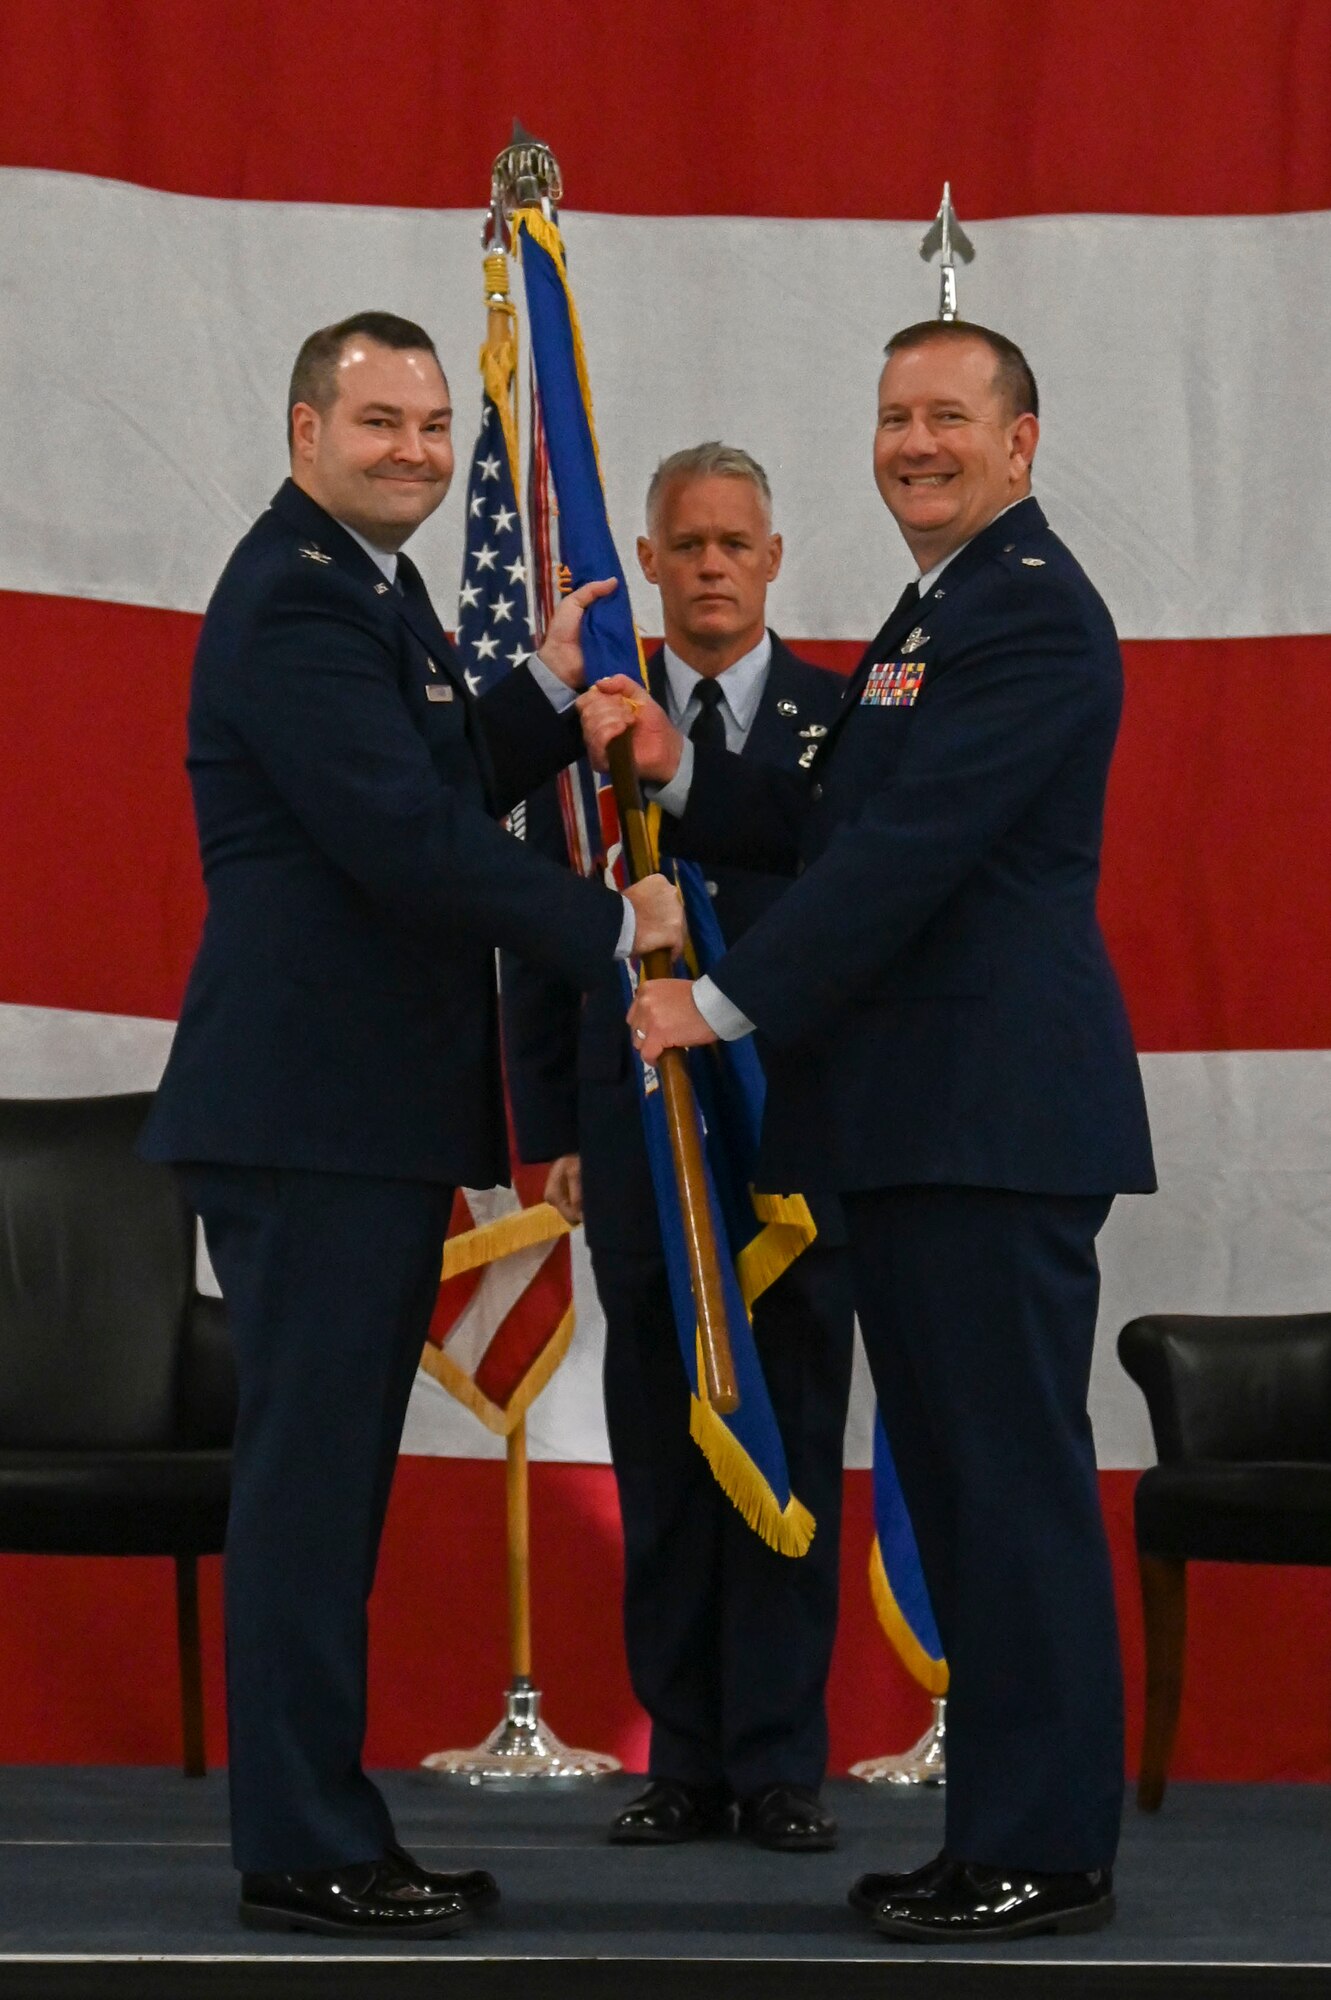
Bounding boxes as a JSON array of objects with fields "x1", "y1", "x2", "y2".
[
  {"x1": 0, "y1": 591, "x2": 202, "y2": 1020},
  {"x1": 473, "y1": 1237, "x2": 572, "y2": 1411},
  {"x1": 2, "y1": 593, "x2": 1327, "y2": 1053},
  {"x1": 657, "y1": 631, "x2": 1331, "y2": 1052},
  {"x1": 1, "y1": 2, "x2": 1328, "y2": 218}
]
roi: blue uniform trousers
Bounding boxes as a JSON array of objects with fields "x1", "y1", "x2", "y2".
[
  {"x1": 595, "y1": 1238, "x2": 854, "y2": 1798},
  {"x1": 179, "y1": 1165, "x2": 452, "y2": 1874},
  {"x1": 842, "y1": 1185, "x2": 1123, "y2": 1873}
]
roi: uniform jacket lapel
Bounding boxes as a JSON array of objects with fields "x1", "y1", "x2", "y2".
[
  {"x1": 267, "y1": 480, "x2": 498, "y2": 801},
  {"x1": 742, "y1": 637, "x2": 815, "y2": 769},
  {"x1": 268, "y1": 482, "x2": 471, "y2": 699},
  {"x1": 824, "y1": 496, "x2": 1049, "y2": 759}
]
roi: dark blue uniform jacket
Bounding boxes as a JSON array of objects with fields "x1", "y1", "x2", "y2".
[
  {"x1": 502, "y1": 639, "x2": 849, "y2": 1253},
  {"x1": 667, "y1": 499, "x2": 1156, "y2": 1198},
  {"x1": 141, "y1": 480, "x2": 622, "y2": 1190}
]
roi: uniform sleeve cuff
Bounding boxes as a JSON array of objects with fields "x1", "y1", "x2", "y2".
[
  {"x1": 528, "y1": 653, "x2": 578, "y2": 712},
  {"x1": 647, "y1": 736, "x2": 694, "y2": 816},
  {"x1": 693, "y1": 974, "x2": 755, "y2": 1041}
]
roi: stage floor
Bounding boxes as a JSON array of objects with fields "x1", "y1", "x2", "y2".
[{"x1": 0, "y1": 1768, "x2": 1327, "y2": 1997}]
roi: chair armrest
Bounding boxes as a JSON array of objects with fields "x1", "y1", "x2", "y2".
[{"x1": 1118, "y1": 1312, "x2": 1331, "y2": 1465}]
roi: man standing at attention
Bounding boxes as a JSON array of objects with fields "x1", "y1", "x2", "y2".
[
  {"x1": 141, "y1": 312, "x2": 681, "y2": 1939},
  {"x1": 503, "y1": 445, "x2": 855, "y2": 1853},
  {"x1": 583, "y1": 325, "x2": 1155, "y2": 1943}
]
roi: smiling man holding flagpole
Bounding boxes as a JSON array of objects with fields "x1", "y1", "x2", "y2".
[{"x1": 585, "y1": 317, "x2": 1155, "y2": 1944}]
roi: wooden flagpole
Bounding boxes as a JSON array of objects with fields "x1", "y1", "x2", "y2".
[{"x1": 608, "y1": 737, "x2": 739, "y2": 1413}]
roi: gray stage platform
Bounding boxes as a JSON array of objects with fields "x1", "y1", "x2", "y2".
[{"x1": 0, "y1": 1768, "x2": 1327, "y2": 1996}]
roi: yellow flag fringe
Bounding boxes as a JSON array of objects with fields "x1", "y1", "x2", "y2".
[
  {"x1": 868, "y1": 1538, "x2": 950, "y2": 1697},
  {"x1": 689, "y1": 1392, "x2": 815, "y2": 1558},
  {"x1": 441, "y1": 1200, "x2": 569, "y2": 1280}
]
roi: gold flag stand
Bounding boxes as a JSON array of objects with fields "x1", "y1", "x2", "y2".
[{"x1": 420, "y1": 1415, "x2": 620, "y2": 1785}]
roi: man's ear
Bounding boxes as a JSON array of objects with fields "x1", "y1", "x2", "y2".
[
  {"x1": 289, "y1": 401, "x2": 320, "y2": 465},
  {"x1": 1010, "y1": 413, "x2": 1039, "y2": 479},
  {"x1": 636, "y1": 535, "x2": 659, "y2": 584},
  {"x1": 765, "y1": 531, "x2": 784, "y2": 583}
]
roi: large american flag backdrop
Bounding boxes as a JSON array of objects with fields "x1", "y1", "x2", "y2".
[{"x1": 1, "y1": 1, "x2": 1328, "y2": 1778}]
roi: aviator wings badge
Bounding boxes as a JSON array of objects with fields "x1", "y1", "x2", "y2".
[{"x1": 901, "y1": 626, "x2": 928, "y2": 654}]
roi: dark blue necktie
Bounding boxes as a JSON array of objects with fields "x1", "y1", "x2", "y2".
[{"x1": 689, "y1": 678, "x2": 727, "y2": 751}]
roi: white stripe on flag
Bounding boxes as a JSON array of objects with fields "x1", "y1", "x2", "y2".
[
  {"x1": 4, "y1": 168, "x2": 1330, "y2": 641},
  {"x1": 3, "y1": 1003, "x2": 1328, "y2": 1469}
]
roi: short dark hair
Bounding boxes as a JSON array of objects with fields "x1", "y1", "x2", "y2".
[
  {"x1": 287, "y1": 311, "x2": 442, "y2": 445},
  {"x1": 882, "y1": 320, "x2": 1039, "y2": 420}
]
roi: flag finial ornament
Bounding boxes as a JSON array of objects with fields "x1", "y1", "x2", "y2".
[
  {"x1": 919, "y1": 181, "x2": 975, "y2": 321},
  {"x1": 490, "y1": 122, "x2": 563, "y2": 241}
]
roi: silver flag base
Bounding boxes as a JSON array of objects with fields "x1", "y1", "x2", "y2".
[
  {"x1": 850, "y1": 1697, "x2": 947, "y2": 1786},
  {"x1": 420, "y1": 1678, "x2": 621, "y2": 1787}
]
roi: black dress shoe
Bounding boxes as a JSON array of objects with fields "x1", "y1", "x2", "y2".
[
  {"x1": 848, "y1": 1849, "x2": 951, "y2": 1915},
  {"x1": 608, "y1": 1778, "x2": 733, "y2": 1844},
  {"x1": 737, "y1": 1783, "x2": 837, "y2": 1852},
  {"x1": 387, "y1": 1842, "x2": 500, "y2": 1912},
  {"x1": 872, "y1": 1859, "x2": 1115, "y2": 1942},
  {"x1": 238, "y1": 1853, "x2": 470, "y2": 1937}
]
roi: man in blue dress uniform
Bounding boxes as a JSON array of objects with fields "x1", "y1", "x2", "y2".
[
  {"x1": 583, "y1": 324, "x2": 1156, "y2": 1943},
  {"x1": 502, "y1": 446, "x2": 855, "y2": 1853},
  {"x1": 140, "y1": 312, "x2": 682, "y2": 1937}
]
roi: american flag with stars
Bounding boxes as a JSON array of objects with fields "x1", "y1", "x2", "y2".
[
  {"x1": 415, "y1": 371, "x2": 579, "y2": 1437},
  {"x1": 454, "y1": 393, "x2": 535, "y2": 694}
]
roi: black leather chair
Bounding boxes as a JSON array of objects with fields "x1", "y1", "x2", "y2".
[
  {"x1": 1118, "y1": 1311, "x2": 1331, "y2": 1809},
  {"x1": 0, "y1": 1094, "x2": 235, "y2": 1776}
]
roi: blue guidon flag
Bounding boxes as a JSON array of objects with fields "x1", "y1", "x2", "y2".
[{"x1": 514, "y1": 204, "x2": 817, "y2": 1556}]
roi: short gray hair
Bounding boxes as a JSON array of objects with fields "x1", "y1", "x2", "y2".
[{"x1": 645, "y1": 442, "x2": 773, "y2": 533}]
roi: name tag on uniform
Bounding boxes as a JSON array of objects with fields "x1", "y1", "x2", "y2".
[
  {"x1": 425, "y1": 683, "x2": 455, "y2": 703},
  {"x1": 861, "y1": 660, "x2": 926, "y2": 707}
]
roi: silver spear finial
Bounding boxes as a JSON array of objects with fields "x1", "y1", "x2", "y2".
[{"x1": 919, "y1": 182, "x2": 975, "y2": 321}]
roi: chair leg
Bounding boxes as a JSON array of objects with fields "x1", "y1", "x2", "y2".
[
  {"x1": 175, "y1": 1553, "x2": 206, "y2": 1779},
  {"x1": 1137, "y1": 1553, "x2": 1186, "y2": 1811}
]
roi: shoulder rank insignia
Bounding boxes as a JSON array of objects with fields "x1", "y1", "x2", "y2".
[
  {"x1": 798, "y1": 722, "x2": 828, "y2": 739},
  {"x1": 777, "y1": 698, "x2": 799, "y2": 717},
  {"x1": 1021, "y1": 556, "x2": 1046, "y2": 567},
  {"x1": 900, "y1": 626, "x2": 928, "y2": 654},
  {"x1": 861, "y1": 659, "x2": 926, "y2": 708},
  {"x1": 298, "y1": 542, "x2": 332, "y2": 564}
]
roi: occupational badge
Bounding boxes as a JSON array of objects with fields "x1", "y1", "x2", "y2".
[
  {"x1": 900, "y1": 627, "x2": 928, "y2": 654},
  {"x1": 298, "y1": 543, "x2": 332, "y2": 564}
]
